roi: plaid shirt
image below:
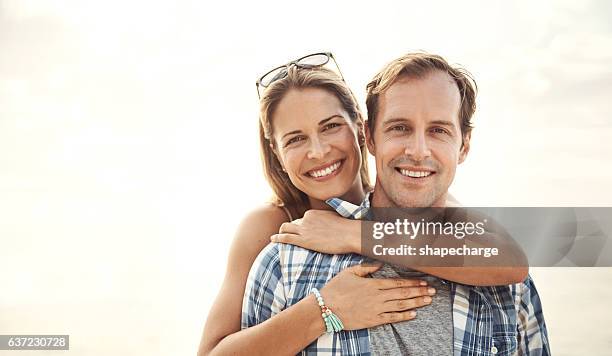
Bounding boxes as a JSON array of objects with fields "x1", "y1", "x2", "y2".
[{"x1": 242, "y1": 195, "x2": 550, "y2": 355}]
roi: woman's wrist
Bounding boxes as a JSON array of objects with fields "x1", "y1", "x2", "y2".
[
  {"x1": 311, "y1": 288, "x2": 344, "y2": 332},
  {"x1": 303, "y1": 293, "x2": 328, "y2": 336},
  {"x1": 345, "y1": 220, "x2": 362, "y2": 254}
]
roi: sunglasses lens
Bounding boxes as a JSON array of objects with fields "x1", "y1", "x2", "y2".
[
  {"x1": 258, "y1": 53, "x2": 334, "y2": 94},
  {"x1": 260, "y1": 66, "x2": 288, "y2": 87},
  {"x1": 297, "y1": 53, "x2": 330, "y2": 68}
]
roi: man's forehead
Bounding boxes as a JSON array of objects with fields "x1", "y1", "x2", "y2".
[{"x1": 377, "y1": 71, "x2": 461, "y2": 125}]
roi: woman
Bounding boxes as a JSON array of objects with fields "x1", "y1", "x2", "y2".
[{"x1": 198, "y1": 53, "x2": 526, "y2": 355}]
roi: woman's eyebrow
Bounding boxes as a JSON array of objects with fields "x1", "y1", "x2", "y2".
[
  {"x1": 318, "y1": 115, "x2": 343, "y2": 126},
  {"x1": 281, "y1": 115, "x2": 343, "y2": 140},
  {"x1": 281, "y1": 130, "x2": 302, "y2": 140}
]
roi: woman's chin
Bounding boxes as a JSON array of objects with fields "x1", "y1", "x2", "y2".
[
  {"x1": 298, "y1": 172, "x2": 359, "y2": 203},
  {"x1": 307, "y1": 186, "x2": 350, "y2": 202}
]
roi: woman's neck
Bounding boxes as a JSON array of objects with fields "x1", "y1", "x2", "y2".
[{"x1": 307, "y1": 180, "x2": 366, "y2": 212}]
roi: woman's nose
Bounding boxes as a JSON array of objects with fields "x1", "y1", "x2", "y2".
[{"x1": 307, "y1": 137, "x2": 331, "y2": 160}]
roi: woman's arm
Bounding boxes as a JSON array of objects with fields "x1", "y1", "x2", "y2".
[
  {"x1": 271, "y1": 209, "x2": 528, "y2": 286},
  {"x1": 198, "y1": 205, "x2": 433, "y2": 356},
  {"x1": 197, "y1": 205, "x2": 290, "y2": 355},
  {"x1": 199, "y1": 204, "x2": 310, "y2": 355}
]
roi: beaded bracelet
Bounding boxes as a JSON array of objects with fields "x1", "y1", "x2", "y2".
[{"x1": 311, "y1": 288, "x2": 344, "y2": 333}]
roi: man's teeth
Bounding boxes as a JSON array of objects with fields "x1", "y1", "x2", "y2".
[
  {"x1": 309, "y1": 161, "x2": 341, "y2": 178},
  {"x1": 399, "y1": 169, "x2": 432, "y2": 178}
]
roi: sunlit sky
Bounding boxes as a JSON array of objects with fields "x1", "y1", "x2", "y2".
[{"x1": 1, "y1": 0, "x2": 611, "y2": 355}]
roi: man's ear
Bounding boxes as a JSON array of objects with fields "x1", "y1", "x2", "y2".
[
  {"x1": 458, "y1": 131, "x2": 471, "y2": 164},
  {"x1": 355, "y1": 120, "x2": 366, "y2": 147},
  {"x1": 365, "y1": 121, "x2": 376, "y2": 157}
]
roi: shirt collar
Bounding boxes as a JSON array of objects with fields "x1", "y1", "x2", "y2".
[{"x1": 325, "y1": 191, "x2": 372, "y2": 220}]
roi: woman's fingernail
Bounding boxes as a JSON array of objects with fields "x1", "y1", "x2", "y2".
[
  {"x1": 410, "y1": 311, "x2": 416, "y2": 317},
  {"x1": 428, "y1": 288, "x2": 436, "y2": 295},
  {"x1": 424, "y1": 296, "x2": 432, "y2": 303},
  {"x1": 270, "y1": 235, "x2": 277, "y2": 241},
  {"x1": 420, "y1": 281, "x2": 427, "y2": 286}
]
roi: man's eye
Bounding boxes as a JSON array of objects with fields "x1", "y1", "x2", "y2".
[
  {"x1": 431, "y1": 127, "x2": 448, "y2": 134},
  {"x1": 285, "y1": 136, "x2": 305, "y2": 146}
]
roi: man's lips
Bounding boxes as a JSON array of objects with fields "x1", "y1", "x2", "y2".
[{"x1": 395, "y1": 167, "x2": 436, "y2": 179}]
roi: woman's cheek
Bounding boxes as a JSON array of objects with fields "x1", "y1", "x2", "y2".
[{"x1": 283, "y1": 150, "x2": 303, "y2": 177}]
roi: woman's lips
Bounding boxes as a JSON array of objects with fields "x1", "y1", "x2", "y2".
[{"x1": 305, "y1": 160, "x2": 344, "y2": 181}]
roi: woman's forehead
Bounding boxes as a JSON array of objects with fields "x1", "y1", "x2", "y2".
[{"x1": 273, "y1": 87, "x2": 348, "y2": 133}]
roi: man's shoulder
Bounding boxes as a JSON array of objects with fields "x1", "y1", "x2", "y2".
[{"x1": 517, "y1": 273, "x2": 542, "y2": 297}]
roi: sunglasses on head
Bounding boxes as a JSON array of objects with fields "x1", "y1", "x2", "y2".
[{"x1": 256, "y1": 52, "x2": 344, "y2": 98}]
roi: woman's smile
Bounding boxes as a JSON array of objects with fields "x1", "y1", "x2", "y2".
[
  {"x1": 271, "y1": 87, "x2": 365, "y2": 202},
  {"x1": 305, "y1": 159, "x2": 345, "y2": 181}
]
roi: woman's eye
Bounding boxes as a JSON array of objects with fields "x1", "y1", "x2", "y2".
[
  {"x1": 322, "y1": 122, "x2": 341, "y2": 131},
  {"x1": 285, "y1": 136, "x2": 305, "y2": 146}
]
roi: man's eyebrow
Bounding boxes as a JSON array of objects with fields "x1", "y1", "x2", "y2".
[
  {"x1": 382, "y1": 117, "x2": 410, "y2": 125},
  {"x1": 429, "y1": 120, "x2": 456, "y2": 128},
  {"x1": 381, "y1": 118, "x2": 457, "y2": 130}
]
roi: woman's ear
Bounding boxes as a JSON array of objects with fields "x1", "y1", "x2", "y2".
[
  {"x1": 359, "y1": 132, "x2": 366, "y2": 147},
  {"x1": 270, "y1": 142, "x2": 287, "y2": 172}
]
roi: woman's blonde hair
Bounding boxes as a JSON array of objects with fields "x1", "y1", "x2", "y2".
[{"x1": 259, "y1": 66, "x2": 371, "y2": 219}]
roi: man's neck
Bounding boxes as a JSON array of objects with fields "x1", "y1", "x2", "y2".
[{"x1": 370, "y1": 183, "x2": 448, "y2": 208}]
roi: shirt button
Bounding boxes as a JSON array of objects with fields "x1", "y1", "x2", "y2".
[{"x1": 491, "y1": 345, "x2": 498, "y2": 354}]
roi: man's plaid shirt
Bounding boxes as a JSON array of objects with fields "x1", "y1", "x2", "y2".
[{"x1": 242, "y1": 194, "x2": 550, "y2": 355}]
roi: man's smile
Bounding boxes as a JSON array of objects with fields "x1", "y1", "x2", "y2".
[{"x1": 394, "y1": 166, "x2": 437, "y2": 183}]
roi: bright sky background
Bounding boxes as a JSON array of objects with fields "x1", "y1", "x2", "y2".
[{"x1": 1, "y1": 0, "x2": 611, "y2": 355}]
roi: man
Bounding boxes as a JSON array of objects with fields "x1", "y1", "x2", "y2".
[{"x1": 242, "y1": 53, "x2": 550, "y2": 355}]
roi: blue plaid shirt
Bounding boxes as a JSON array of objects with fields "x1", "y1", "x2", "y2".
[{"x1": 242, "y1": 195, "x2": 550, "y2": 355}]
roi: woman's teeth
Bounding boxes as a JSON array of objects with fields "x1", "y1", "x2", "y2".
[
  {"x1": 400, "y1": 169, "x2": 432, "y2": 178},
  {"x1": 308, "y1": 161, "x2": 342, "y2": 178}
]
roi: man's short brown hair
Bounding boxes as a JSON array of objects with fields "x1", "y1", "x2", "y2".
[{"x1": 365, "y1": 52, "x2": 478, "y2": 143}]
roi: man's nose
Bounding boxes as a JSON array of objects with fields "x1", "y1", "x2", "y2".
[
  {"x1": 404, "y1": 131, "x2": 432, "y2": 161},
  {"x1": 307, "y1": 137, "x2": 331, "y2": 160}
]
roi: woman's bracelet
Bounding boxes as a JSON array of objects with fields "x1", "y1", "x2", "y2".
[{"x1": 311, "y1": 288, "x2": 344, "y2": 333}]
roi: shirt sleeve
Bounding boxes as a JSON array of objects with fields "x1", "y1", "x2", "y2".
[
  {"x1": 241, "y1": 243, "x2": 287, "y2": 329},
  {"x1": 516, "y1": 275, "x2": 551, "y2": 355}
]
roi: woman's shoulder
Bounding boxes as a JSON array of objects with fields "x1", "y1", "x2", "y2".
[
  {"x1": 241, "y1": 203, "x2": 291, "y2": 225},
  {"x1": 233, "y1": 203, "x2": 291, "y2": 249}
]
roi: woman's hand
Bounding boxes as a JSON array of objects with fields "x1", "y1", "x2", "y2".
[
  {"x1": 270, "y1": 209, "x2": 360, "y2": 254},
  {"x1": 319, "y1": 263, "x2": 436, "y2": 330}
]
